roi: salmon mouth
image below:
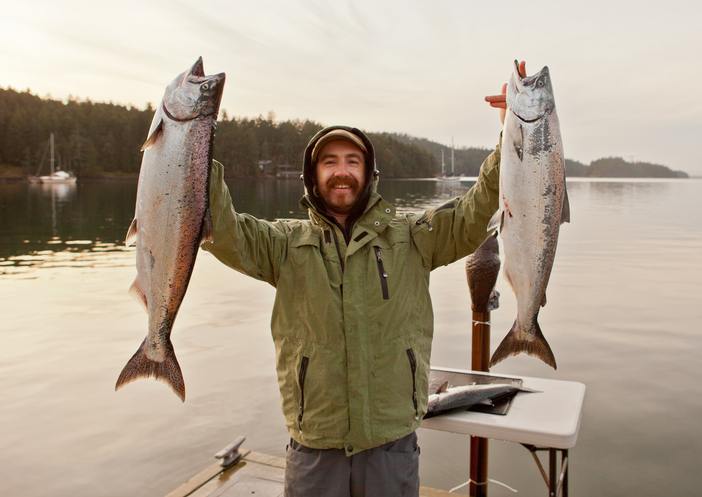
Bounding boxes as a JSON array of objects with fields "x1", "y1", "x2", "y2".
[
  {"x1": 209, "y1": 74, "x2": 226, "y2": 117},
  {"x1": 191, "y1": 57, "x2": 205, "y2": 78}
]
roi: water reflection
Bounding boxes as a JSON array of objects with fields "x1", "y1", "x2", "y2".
[
  {"x1": 0, "y1": 181, "x2": 137, "y2": 265},
  {"x1": 32, "y1": 182, "x2": 78, "y2": 202},
  {"x1": 34, "y1": 183, "x2": 78, "y2": 237},
  {"x1": 2, "y1": 178, "x2": 696, "y2": 267},
  {"x1": 0, "y1": 242, "x2": 133, "y2": 277}
]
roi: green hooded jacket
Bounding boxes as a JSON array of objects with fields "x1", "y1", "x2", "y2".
[{"x1": 202, "y1": 126, "x2": 500, "y2": 455}]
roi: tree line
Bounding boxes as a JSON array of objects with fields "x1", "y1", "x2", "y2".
[{"x1": 0, "y1": 88, "x2": 439, "y2": 179}]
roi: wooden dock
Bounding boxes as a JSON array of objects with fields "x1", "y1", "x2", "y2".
[{"x1": 165, "y1": 446, "x2": 454, "y2": 497}]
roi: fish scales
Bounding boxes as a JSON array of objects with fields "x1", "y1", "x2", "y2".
[
  {"x1": 488, "y1": 61, "x2": 569, "y2": 370},
  {"x1": 116, "y1": 58, "x2": 225, "y2": 401}
]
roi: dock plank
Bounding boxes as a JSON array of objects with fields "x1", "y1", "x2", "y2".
[{"x1": 165, "y1": 450, "x2": 455, "y2": 497}]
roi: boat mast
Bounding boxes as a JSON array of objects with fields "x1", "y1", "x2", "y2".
[
  {"x1": 50, "y1": 133, "x2": 55, "y2": 174},
  {"x1": 451, "y1": 136, "x2": 460, "y2": 176}
]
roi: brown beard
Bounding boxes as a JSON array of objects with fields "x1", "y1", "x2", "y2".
[{"x1": 317, "y1": 176, "x2": 362, "y2": 215}]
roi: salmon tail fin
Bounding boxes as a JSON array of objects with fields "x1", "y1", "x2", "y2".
[
  {"x1": 115, "y1": 338, "x2": 186, "y2": 402},
  {"x1": 489, "y1": 319, "x2": 557, "y2": 370}
]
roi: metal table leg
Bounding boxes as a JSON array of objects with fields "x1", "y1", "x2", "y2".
[{"x1": 521, "y1": 445, "x2": 569, "y2": 497}]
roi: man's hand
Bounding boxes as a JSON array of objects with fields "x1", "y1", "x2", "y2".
[{"x1": 485, "y1": 61, "x2": 527, "y2": 125}]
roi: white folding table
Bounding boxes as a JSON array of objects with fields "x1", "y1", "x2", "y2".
[{"x1": 420, "y1": 368, "x2": 586, "y2": 496}]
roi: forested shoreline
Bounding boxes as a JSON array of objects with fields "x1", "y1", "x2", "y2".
[
  {"x1": 0, "y1": 88, "x2": 438, "y2": 179},
  {"x1": 0, "y1": 87, "x2": 689, "y2": 180}
]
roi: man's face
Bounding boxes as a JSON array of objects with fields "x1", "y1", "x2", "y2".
[{"x1": 314, "y1": 140, "x2": 366, "y2": 219}]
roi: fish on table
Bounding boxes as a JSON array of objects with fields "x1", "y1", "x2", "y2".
[
  {"x1": 425, "y1": 381, "x2": 539, "y2": 417},
  {"x1": 488, "y1": 60, "x2": 570, "y2": 370},
  {"x1": 115, "y1": 58, "x2": 225, "y2": 402}
]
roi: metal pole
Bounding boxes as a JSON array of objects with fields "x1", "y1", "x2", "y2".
[
  {"x1": 50, "y1": 132, "x2": 55, "y2": 174},
  {"x1": 465, "y1": 232, "x2": 500, "y2": 497}
]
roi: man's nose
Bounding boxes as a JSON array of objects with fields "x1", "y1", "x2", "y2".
[{"x1": 334, "y1": 162, "x2": 352, "y2": 177}]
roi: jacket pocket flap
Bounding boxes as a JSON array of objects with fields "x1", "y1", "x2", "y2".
[{"x1": 291, "y1": 231, "x2": 321, "y2": 248}]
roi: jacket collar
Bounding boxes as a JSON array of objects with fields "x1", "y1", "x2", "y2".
[{"x1": 301, "y1": 192, "x2": 396, "y2": 255}]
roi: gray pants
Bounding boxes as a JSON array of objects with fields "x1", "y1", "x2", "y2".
[{"x1": 284, "y1": 432, "x2": 420, "y2": 497}]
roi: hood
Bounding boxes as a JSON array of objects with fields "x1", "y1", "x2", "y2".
[{"x1": 302, "y1": 125, "x2": 379, "y2": 228}]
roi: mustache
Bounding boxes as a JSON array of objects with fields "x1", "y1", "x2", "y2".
[{"x1": 327, "y1": 177, "x2": 360, "y2": 189}]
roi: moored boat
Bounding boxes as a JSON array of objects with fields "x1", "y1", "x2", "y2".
[{"x1": 29, "y1": 133, "x2": 77, "y2": 184}]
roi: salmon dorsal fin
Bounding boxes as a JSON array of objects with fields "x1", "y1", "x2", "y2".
[
  {"x1": 435, "y1": 381, "x2": 449, "y2": 394},
  {"x1": 125, "y1": 218, "x2": 138, "y2": 247}
]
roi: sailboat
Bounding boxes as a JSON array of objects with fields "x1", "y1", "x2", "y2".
[
  {"x1": 437, "y1": 137, "x2": 460, "y2": 182},
  {"x1": 28, "y1": 133, "x2": 77, "y2": 184}
]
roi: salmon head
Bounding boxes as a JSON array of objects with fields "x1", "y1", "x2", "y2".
[
  {"x1": 142, "y1": 57, "x2": 226, "y2": 150},
  {"x1": 506, "y1": 60, "x2": 555, "y2": 123}
]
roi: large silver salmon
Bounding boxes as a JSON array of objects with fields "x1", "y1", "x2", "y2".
[
  {"x1": 488, "y1": 61, "x2": 569, "y2": 370},
  {"x1": 116, "y1": 58, "x2": 225, "y2": 401},
  {"x1": 425, "y1": 381, "x2": 539, "y2": 417}
]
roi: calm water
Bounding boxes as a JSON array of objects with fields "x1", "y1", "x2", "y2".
[{"x1": 1, "y1": 177, "x2": 701, "y2": 496}]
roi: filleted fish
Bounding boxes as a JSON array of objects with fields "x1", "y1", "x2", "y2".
[
  {"x1": 488, "y1": 61, "x2": 570, "y2": 370},
  {"x1": 425, "y1": 381, "x2": 539, "y2": 417},
  {"x1": 115, "y1": 58, "x2": 225, "y2": 401}
]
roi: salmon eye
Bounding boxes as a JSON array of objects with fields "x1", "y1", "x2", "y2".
[
  {"x1": 202, "y1": 83, "x2": 210, "y2": 91},
  {"x1": 537, "y1": 80, "x2": 544, "y2": 87}
]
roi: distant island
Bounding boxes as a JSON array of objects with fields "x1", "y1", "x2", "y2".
[
  {"x1": 0, "y1": 87, "x2": 690, "y2": 180},
  {"x1": 564, "y1": 157, "x2": 689, "y2": 179}
]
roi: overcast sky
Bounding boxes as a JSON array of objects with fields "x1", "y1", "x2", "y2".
[{"x1": 2, "y1": 0, "x2": 701, "y2": 175}]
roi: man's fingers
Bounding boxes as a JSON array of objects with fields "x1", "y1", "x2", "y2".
[
  {"x1": 485, "y1": 83, "x2": 508, "y2": 108},
  {"x1": 484, "y1": 98, "x2": 507, "y2": 109}
]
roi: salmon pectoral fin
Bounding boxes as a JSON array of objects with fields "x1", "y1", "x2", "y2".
[
  {"x1": 141, "y1": 117, "x2": 163, "y2": 151},
  {"x1": 125, "y1": 219, "x2": 138, "y2": 247},
  {"x1": 561, "y1": 188, "x2": 571, "y2": 224},
  {"x1": 487, "y1": 209, "x2": 503, "y2": 232},
  {"x1": 115, "y1": 338, "x2": 186, "y2": 402},
  {"x1": 489, "y1": 319, "x2": 557, "y2": 370}
]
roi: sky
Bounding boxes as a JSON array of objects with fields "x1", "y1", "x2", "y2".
[{"x1": 2, "y1": 0, "x2": 701, "y2": 176}]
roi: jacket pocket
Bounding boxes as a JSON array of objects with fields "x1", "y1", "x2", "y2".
[
  {"x1": 374, "y1": 246, "x2": 390, "y2": 300},
  {"x1": 297, "y1": 356, "x2": 309, "y2": 432},
  {"x1": 406, "y1": 348, "x2": 419, "y2": 420}
]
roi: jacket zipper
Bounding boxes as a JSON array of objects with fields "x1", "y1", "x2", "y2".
[
  {"x1": 298, "y1": 356, "x2": 309, "y2": 432},
  {"x1": 330, "y1": 228, "x2": 345, "y2": 273},
  {"x1": 406, "y1": 348, "x2": 419, "y2": 420},
  {"x1": 374, "y1": 247, "x2": 389, "y2": 300}
]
